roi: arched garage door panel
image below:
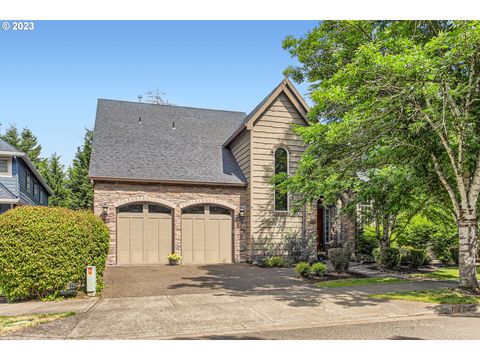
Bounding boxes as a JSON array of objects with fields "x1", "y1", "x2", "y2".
[
  {"x1": 117, "y1": 203, "x2": 172, "y2": 265},
  {"x1": 182, "y1": 205, "x2": 232, "y2": 264}
]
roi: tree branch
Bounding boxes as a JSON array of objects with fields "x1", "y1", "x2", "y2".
[{"x1": 431, "y1": 153, "x2": 460, "y2": 218}]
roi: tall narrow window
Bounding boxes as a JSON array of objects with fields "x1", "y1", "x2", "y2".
[
  {"x1": 26, "y1": 171, "x2": 31, "y2": 192},
  {"x1": 274, "y1": 147, "x2": 289, "y2": 211}
]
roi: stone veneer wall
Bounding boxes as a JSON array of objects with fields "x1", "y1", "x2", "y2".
[{"x1": 93, "y1": 181, "x2": 247, "y2": 265}]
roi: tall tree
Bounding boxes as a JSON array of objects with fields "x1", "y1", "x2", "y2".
[
  {"x1": 283, "y1": 21, "x2": 480, "y2": 290},
  {"x1": 1, "y1": 125, "x2": 21, "y2": 148},
  {"x1": 0, "y1": 124, "x2": 46, "y2": 171},
  {"x1": 43, "y1": 153, "x2": 68, "y2": 207},
  {"x1": 65, "y1": 129, "x2": 93, "y2": 210}
]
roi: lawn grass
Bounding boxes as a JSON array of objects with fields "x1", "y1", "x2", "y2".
[
  {"x1": 0, "y1": 312, "x2": 74, "y2": 336},
  {"x1": 410, "y1": 266, "x2": 480, "y2": 280},
  {"x1": 370, "y1": 288, "x2": 480, "y2": 304},
  {"x1": 315, "y1": 277, "x2": 407, "y2": 288}
]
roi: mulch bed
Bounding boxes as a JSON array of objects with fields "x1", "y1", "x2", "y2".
[{"x1": 306, "y1": 271, "x2": 367, "y2": 284}]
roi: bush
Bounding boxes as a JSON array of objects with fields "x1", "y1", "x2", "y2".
[
  {"x1": 295, "y1": 262, "x2": 311, "y2": 278},
  {"x1": 357, "y1": 225, "x2": 379, "y2": 256},
  {"x1": 372, "y1": 248, "x2": 380, "y2": 262},
  {"x1": 399, "y1": 246, "x2": 425, "y2": 269},
  {"x1": 264, "y1": 256, "x2": 289, "y2": 267},
  {"x1": 310, "y1": 262, "x2": 328, "y2": 277},
  {"x1": 0, "y1": 206, "x2": 110, "y2": 302},
  {"x1": 283, "y1": 230, "x2": 317, "y2": 263},
  {"x1": 377, "y1": 248, "x2": 401, "y2": 270},
  {"x1": 328, "y1": 247, "x2": 351, "y2": 273}
]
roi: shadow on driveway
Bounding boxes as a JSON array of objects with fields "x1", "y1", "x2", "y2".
[{"x1": 102, "y1": 264, "x2": 392, "y2": 308}]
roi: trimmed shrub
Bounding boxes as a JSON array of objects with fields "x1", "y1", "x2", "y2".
[
  {"x1": 328, "y1": 247, "x2": 351, "y2": 273},
  {"x1": 264, "y1": 256, "x2": 289, "y2": 268},
  {"x1": 400, "y1": 246, "x2": 425, "y2": 269},
  {"x1": 295, "y1": 262, "x2": 311, "y2": 278},
  {"x1": 310, "y1": 262, "x2": 327, "y2": 277},
  {"x1": 377, "y1": 248, "x2": 401, "y2": 270},
  {"x1": 0, "y1": 206, "x2": 110, "y2": 302}
]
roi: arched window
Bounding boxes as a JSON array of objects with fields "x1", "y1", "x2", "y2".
[{"x1": 274, "y1": 147, "x2": 289, "y2": 211}]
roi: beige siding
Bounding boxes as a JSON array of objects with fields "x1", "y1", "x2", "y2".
[
  {"x1": 229, "y1": 129, "x2": 251, "y2": 256},
  {"x1": 250, "y1": 93, "x2": 307, "y2": 253}
]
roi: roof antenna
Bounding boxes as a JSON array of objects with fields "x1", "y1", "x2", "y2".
[{"x1": 137, "y1": 95, "x2": 143, "y2": 103}]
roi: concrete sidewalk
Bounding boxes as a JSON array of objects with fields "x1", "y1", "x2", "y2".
[{"x1": 1, "y1": 279, "x2": 457, "y2": 339}]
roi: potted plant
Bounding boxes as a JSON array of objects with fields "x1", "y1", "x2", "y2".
[{"x1": 167, "y1": 253, "x2": 182, "y2": 265}]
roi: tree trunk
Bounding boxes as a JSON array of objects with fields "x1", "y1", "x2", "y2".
[{"x1": 458, "y1": 212, "x2": 479, "y2": 290}]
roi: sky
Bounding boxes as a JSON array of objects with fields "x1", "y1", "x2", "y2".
[{"x1": 0, "y1": 21, "x2": 318, "y2": 166}]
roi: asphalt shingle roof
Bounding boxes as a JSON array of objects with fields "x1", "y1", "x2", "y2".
[
  {"x1": 89, "y1": 99, "x2": 248, "y2": 185},
  {"x1": 0, "y1": 138, "x2": 20, "y2": 152}
]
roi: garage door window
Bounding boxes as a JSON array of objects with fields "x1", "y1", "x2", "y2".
[
  {"x1": 118, "y1": 203, "x2": 143, "y2": 213},
  {"x1": 182, "y1": 205, "x2": 205, "y2": 214},
  {"x1": 209, "y1": 206, "x2": 231, "y2": 215},
  {"x1": 148, "y1": 204, "x2": 171, "y2": 214}
]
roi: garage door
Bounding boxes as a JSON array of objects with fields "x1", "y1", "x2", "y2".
[
  {"x1": 117, "y1": 203, "x2": 173, "y2": 264},
  {"x1": 181, "y1": 205, "x2": 232, "y2": 264}
]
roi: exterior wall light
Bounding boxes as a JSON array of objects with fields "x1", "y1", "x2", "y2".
[
  {"x1": 101, "y1": 204, "x2": 109, "y2": 222},
  {"x1": 239, "y1": 205, "x2": 246, "y2": 217}
]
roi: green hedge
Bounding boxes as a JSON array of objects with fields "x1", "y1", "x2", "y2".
[
  {"x1": 399, "y1": 246, "x2": 426, "y2": 269},
  {"x1": 377, "y1": 248, "x2": 401, "y2": 270},
  {"x1": 0, "y1": 206, "x2": 110, "y2": 302}
]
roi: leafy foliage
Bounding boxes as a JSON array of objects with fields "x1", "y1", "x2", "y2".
[
  {"x1": 65, "y1": 129, "x2": 94, "y2": 210},
  {"x1": 264, "y1": 256, "x2": 289, "y2": 268},
  {"x1": 310, "y1": 262, "x2": 328, "y2": 277},
  {"x1": 377, "y1": 248, "x2": 401, "y2": 270},
  {"x1": 43, "y1": 153, "x2": 68, "y2": 207},
  {"x1": 357, "y1": 225, "x2": 379, "y2": 256},
  {"x1": 295, "y1": 262, "x2": 311, "y2": 278},
  {"x1": 258, "y1": 230, "x2": 316, "y2": 265},
  {"x1": 1, "y1": 125, "x2": 47, "y2": 175},
  {"x1": 399, "y1": 246, "x2": 427, "y2": 269},
  {"x1": 0, "y1": 206, "x2": 110, "y2": 302},
  {"x1": 282, "y1": 20, "x2": 480, "y2": 289},
  {"x1": 328, "y1": 247, "x2": 351, "y2": 273}
]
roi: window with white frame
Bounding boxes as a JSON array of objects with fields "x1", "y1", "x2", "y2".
[
  {"x1": 0, "y1": 158, "x2": 11, "y2": 176},
  {"x1": 274, "y1": 147, "x2": 289, "y2": 211}
]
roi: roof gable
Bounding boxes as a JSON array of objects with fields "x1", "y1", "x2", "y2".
[{"x1": 224, "y1": 78, "x2": 309, "y2": 147}]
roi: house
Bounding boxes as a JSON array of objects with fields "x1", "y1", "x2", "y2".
[
  {"x1": 0, "y1": 139, "x2": 52, "y2": 213},
  {"x1": 89, "y1": 79, "x2": 356, "y2": 265}
]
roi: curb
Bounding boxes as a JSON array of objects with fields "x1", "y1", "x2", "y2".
[{"x1": 435, "y1": 303, "x2": 478, "y2": 314}]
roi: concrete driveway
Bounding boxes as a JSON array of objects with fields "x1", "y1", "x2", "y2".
[
  {"x1": 1, "y1": 264, "x2": 461, "y2": 339},
  {"x1": 101, "y1": 264, "x2": 304, "y2": 298}
]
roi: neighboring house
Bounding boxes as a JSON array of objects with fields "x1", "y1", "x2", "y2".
[
  {"x1": 89, "y1": 79, "x2": 356, "y2": 265},
  {"x1": 0, "y1": 139, "x2": 52, "y2": 214}
]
